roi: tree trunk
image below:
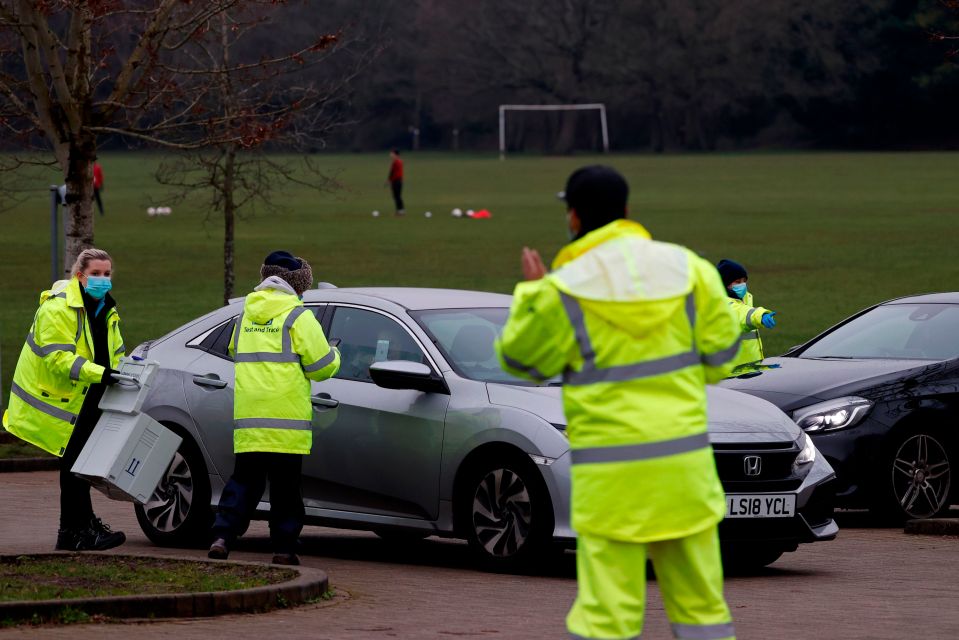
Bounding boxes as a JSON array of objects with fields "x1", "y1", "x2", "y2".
[
  {"x1": 223, "y1": 144, "x2": 237, "y2": 305},
  {"x1": 62, "y1": 136, "x2": 96, "y2": 277}
]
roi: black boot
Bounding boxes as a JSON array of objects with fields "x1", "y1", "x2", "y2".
[{"x1": 62, "y1": 517, "x2": 126, "y2": 551}]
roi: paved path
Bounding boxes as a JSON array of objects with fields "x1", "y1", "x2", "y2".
[{"x1": 1, "y1": 471, "x2": 958, "y2": 639}]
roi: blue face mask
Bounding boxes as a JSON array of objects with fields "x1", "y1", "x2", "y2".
[
  {"x1": 730, "y1": 283, "x2": 748, "y2": 298},
  {"x1": 84, "y1": 276, "x2": 112, "y2": 300}
]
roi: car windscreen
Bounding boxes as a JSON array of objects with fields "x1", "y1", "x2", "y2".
[
  {"x1": 411, "y1": 308, "x2": 560, "y2": 385},
  {"x1": 800, "y1": 303, "x2": 959, "y2": 360}
]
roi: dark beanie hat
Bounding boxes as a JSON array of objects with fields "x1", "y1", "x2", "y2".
[
  {"x1": 562, "y1": 165, "x2": 629, "y2": 237},
  {"x1": 716, "y1": 259, "x2": 748, "y2": 287},
  {"x1": 260, "y1": 250, "x2": 313, "y2": 295}
]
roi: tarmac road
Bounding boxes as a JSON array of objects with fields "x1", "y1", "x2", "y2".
[{"x1": 1, "y1": 471, "x2": 958, "y2": 639}]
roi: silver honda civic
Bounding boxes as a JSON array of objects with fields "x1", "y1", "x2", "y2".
[{"x1": 131, "y1": 287, "x2": 838, "y2": 571}]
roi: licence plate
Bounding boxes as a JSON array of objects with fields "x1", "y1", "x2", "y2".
[{"x1": 725, "y1": 494, "x2": 796, "y2": 518}]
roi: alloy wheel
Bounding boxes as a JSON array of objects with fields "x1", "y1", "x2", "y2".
[
  {"x1": 142, "y1": 452, "x2": 195, "y2": 532},
  {"x1": 891, "y1": 433, "x2": 951, "y2": 519},
  {"x1": 471, "y1": 468, "x2": 532, "y2": 558}
]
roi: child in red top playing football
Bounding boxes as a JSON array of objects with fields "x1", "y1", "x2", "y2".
[
  {"x1": 385, "y1": 148, "x2": 404, "y2": 216},
  {"x1": 93, "y1": 161, "x2": 105, "y2": 217}
]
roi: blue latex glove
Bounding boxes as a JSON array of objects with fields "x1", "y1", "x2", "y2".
[{"x1": 761, "y1": 312, "x2": 777, "y2": 329}]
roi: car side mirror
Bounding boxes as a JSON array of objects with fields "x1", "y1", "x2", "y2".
[{"x1": 369, "y1": 361, "x2": 449, "y2": 395}]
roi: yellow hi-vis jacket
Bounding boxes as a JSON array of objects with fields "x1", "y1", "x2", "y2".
[
  {"x1": 229, "y1": 277, "x2": 340, "y2": 455},
  {"x1": 727, "y1": 291, "x2": 772, "y2": 368},
  {"x1": 3, "y1": 278, "x2": 124, "y2": 456},
  {"x1": 496, "y1": 220, "x2": 742, "y2": 543}
]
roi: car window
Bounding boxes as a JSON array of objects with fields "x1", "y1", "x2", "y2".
[
  {"x1": 801, "y1": 303, "x2": 959, "y2": 360},
  {"x1": 412, "y1": 308, "x2": 560, "y2": 385},
  {"x1": 327, "y1": 306, "x2": 427, "y2": 382},
  {"x1": 193, "y1": 305, "x2": 326, "y2": 360},
  {"x1": 198, "y1": 319, "x2": 236, "y2": 358}
]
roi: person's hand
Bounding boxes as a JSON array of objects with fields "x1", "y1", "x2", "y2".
[
  {"x1": 521, "y1": 247, "x2": 547, "y2": 281},
  {"x1": 101, "y1": 368, "x2": 120, "y2": 385},
  {"x1": 761, "y1": 312, "x2": 777, "y2": 329}
]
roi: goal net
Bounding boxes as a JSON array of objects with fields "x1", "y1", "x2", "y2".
[{"x1": 498, "y1": 103, "x2": 609, "y2": 159}]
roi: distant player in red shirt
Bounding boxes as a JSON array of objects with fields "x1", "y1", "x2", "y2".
[
  {"x1": 92, "y1": 161, "x2": 105, "y2": 217},
  {"x1": 386, "y1": 148, "x2": 404, "y2": 216}
]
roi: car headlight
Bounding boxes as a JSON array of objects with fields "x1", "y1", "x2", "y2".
[
  {"x1": 793, "y1": 432, "x2": 816, "y2": 473},
  {"x1": 792, "y1": 396, "x2": 873, "y2": 433}
]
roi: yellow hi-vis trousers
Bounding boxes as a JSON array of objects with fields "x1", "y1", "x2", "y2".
[{"x1": 567, "y1": 526, "x2": 735, "y2": 640}]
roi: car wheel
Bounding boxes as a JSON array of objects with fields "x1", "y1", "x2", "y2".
[
  {"x1": 879, "y1": 429, "x2": 952, "y2": 521},
  {"x1": 459, "y1": 454, "x2": 553, "y2": 572},
  {"x1": 134, "y1": 434, "x2": 213, "y2": 547},
  {"x1": 721, "y1": 544, "x2": 784, "y2": 572}
]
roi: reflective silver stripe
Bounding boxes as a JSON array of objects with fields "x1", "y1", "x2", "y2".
[
  {"x1": 234, "y1": 352, "x2": 299, "y2": 363},
  {"x1": 69, "y1": 356, "x2": 87, "y2": 381},
  {"x1": 558, "y1": 292, "x2": 596, "y2": 374},
  {"x1": 685, "y1": 291, "x2": 696, "y2": 327},
  {"x1": 282, "y1": 307, "x2": 308, "y2": 353},
  {"x1": 570, "y1": 634, "x2": 639, "y2": 640},
  {"x1": 302, "y1": 348, "x2": 336, "y2": 373},
  {"x1": 232, "y1": 313, "x2": 244, "y2": 354},
  {"x1": 10, "y1": 382, "x2": 77, "y2": 425},
  {"x1": 564, "y1": 349, "x2": 700, "y2": 386},
  {"x1": 234, "y1": 418, "x2": 311, "y2": 431},
  {"x1": 114, "y1": 344, "x2": 125, "y2": 355},
  {"x1": 570, "y1": 432, "x2": 710, "y2": 465},
  {"x1": 745, "y1": 307, "x2": 758, "y2": 327},
  {"x1": 672, "y1": 622, "x2": 736, "y2": 640},
  {"x1": 501, "y1": 353, "x2": 549, "y2": 381},
  {"x1": 685, "y1": 291, "x2": 697, "y2": 352},
  {"x1": 73, "y1": 309, "x2": 84, "y2": 344},
  {"x1": 52, "y1": 292, "x2": 66, "y2": 299},
  {"x1": 743, "y1": 330, "x2": 759, "y2": 341},
  {"x1": 26, "y1": 332, "x2": 76, "y2": 357},
  {"x1": 701, "y1": 336, "x2": 742, "y2": 367},
  {"x1": 559, "y1": 290, "x2": 704, "y2": 386}
]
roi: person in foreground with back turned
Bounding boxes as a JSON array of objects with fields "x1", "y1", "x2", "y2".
[
  {"x1": 3, "y1": 248, "x2": 126, "y2": 550},
  {"x1": 496, "y1": 166, "x2": 742, "y2": 640},
  {"x1": 208, "y1": 251, "x2": 340, "y2": 565}
]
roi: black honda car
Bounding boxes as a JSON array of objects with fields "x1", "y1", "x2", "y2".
[{"x1": 722, "y1": 293, "x2": 959, "y2": 521}]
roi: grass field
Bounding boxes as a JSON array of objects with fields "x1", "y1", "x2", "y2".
[{"x1": 2, "y1": 151, "x2": 959, "y2": 414}]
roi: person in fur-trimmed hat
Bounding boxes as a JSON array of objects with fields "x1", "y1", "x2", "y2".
[
  {"x1": 259, "y1": 250, "x2": 313, "y2": 296},
  {"x1": 208, "y1": 250, "x2": 340, "y2": 565}
]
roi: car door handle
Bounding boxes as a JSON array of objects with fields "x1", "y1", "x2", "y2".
[
  {"x1": 311, "y1": 392, "x2": 339, "y2": 409},
  {"x1": 192, "y1": 375, "x2": 227, "y2": 389}
]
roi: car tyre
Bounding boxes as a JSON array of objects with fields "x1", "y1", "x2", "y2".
[
  {"x1": 875, "y1": 428, "x2": 952, "y2": 523},
  {"x1": 135, "y1": 432, "x2": 213, "y2": 548},
  {"x1": 458, "y1": 453, "x2": 554, "y2": 572}
]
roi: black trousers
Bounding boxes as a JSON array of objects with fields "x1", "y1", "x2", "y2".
[
  {"x1": 390, "y1": 180, "x2": 404, "y2": 212},
  {"x1": 93, "y1": 188, "x2": 104, "y2": 216},
  {"x1": 59, "y1": 389, "x2": 105, "y2": 530},
  {"x1": 212, "y1": 452, "x2": 305, "y2": 554}
]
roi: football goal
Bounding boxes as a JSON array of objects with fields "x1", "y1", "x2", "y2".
[{"x1": 498, "y1": 103, "x2": 609, "y2": 159}]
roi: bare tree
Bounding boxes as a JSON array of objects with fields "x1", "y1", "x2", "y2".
[
  {"x1": 0, "y1": 1, "x2": 355, "y2": 273},
  {"x1": 151, "y1": 7, "x2": 374, "y2": 303}
]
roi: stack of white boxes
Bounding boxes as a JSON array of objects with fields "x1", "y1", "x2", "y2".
[{"x1": 71, "y1": 358, "x2": 182, "y2": 504}]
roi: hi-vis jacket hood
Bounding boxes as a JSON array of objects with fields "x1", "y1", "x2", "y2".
[
  {"x1": 550, "y1": 219, "x2": 692, "y2": 339},
  {"x1": 245, "y1": 276, "x2": 300, "y2": 324},
  {"x1": 42, "y1": 279, "x2": 74, "y2": 305}
]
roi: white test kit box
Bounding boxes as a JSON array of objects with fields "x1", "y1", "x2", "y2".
[{"x1": 71, "y1": 358, "x2": 182, "y2": 504}]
